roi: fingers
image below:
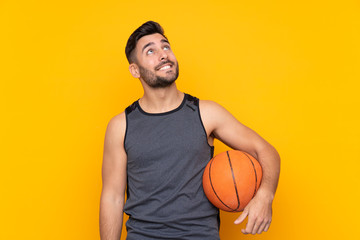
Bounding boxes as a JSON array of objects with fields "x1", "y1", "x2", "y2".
[
  {"x1": 234, "y1": 200, "x2": 273, "y2": 235},
  {"x1": 252, "y1": 220, "x2": 262, "y2": 234},
  {"x1": 256, "y1": 221, "x2": 266, "y2": 234},
  {"x1": 234, "y1": 208, "x2": 248, "y2": 224},
  {"x1": 264, "y1": 221, "x2": 271, "y2": 232},
  {"x1": 242, "y1": 216, "x2": 272, "y2": 235},
  {"x1": 257, "y1": 220, "x2": 271, "y2": 234},
  {"x1": 241, "y1": 215, "x2": 255, "y2": 234}
]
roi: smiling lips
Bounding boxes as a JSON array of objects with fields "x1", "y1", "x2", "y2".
[
  {"x1": 156, "y1": 61, "x2": 174, "y2": 71},
  {"x1": 159, "y1": 65, "x2": 171, "y2": 71}
]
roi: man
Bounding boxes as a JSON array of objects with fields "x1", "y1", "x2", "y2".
[{"x1": 100, "y1": 21, "x2": 280, "y2": 240}]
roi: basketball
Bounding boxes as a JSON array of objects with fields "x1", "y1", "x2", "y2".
[{"x1": 202, "y1": 150, "x2": 262, "y2": 212}]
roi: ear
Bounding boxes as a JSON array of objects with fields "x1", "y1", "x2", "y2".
[{"x1": 129, "y1": 63, "x2": 140, "y2": 78}]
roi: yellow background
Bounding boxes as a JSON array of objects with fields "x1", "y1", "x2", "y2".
[{"x1": 1, "y1": 0, "x2": 359, "y2": 239}]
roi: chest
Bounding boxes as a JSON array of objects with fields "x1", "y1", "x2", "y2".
[{"x1": 127, "y1": 115, "x2": 207, "y2": 167}]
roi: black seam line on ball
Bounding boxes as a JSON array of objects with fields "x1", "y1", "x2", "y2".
[
  {"x1": 227, "y1": 151, "x2": 241, "y2": 212},
  {"x1": 243, "y1": 152, "x2": 258, "y2": 198},
  {"x1": 209, "y1": 156, "x2": 236, "y2": 211}
]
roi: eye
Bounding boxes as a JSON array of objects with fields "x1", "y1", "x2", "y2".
[
  {"x1": 146, "y1": 49, "x2": 154, "y2": 55},
  {"x1": 163, "y1": 45, "x2": 170, "y2": 50}
]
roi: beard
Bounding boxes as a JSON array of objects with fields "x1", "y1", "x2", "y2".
[{"x1": 138, "y1": 61, "x2": 179, "y2": 89}]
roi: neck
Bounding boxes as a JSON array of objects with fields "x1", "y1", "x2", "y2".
[{"x1": 139, "y1": 83, "x2": 184, "y2": 113}]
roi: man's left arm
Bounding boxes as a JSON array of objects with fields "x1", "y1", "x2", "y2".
[{"x1": 200, "y1": 100, "x2": 281, "y2": 235}]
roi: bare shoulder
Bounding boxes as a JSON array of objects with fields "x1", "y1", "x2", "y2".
[
  {"x1": 199, "y1": 99, "x2": 222, "y2": 110},
  {"x1": 199, "y1": 99, "x2": 224, "y2": 114},
  {"x1": 199, "y1": 99, "x2": 233, "y2": 121},
  {"x1": 105, "y1": 111, "x2": 127, "y2": 144},
  {"x1": 108, "y1": 112, "x2": 126, "y2": 129},
  {"x1": 198, "y1": 99, "x2": 235, "y2": 136}
]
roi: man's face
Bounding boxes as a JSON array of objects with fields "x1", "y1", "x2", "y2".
[{"x1": 132, "y1": 33, "x2": 179, "y2": 88}]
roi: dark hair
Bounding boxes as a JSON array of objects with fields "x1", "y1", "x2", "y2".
[{"x1": 125, "y1": 21, "x2": 167, "y2": 63}]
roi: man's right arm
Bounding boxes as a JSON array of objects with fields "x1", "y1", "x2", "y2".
[{"x1": 100, "y1": 112, "x2": 127, "y2": 240}]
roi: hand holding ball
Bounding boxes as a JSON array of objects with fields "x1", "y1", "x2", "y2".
[{"x1": 203, "y1": 150, "x2": 262, "y2": 212}]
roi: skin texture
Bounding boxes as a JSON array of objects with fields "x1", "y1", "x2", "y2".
[
  {"x1": 99, "y1": 33, "x2": 280, "y2": 239},
  {"x1": 129, "y1": 34, "x2": 179, "y2": 89}
]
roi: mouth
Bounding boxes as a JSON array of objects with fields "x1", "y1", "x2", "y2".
[{"x1": 156, "y1": 62, "x2": 174, "y2": 71}]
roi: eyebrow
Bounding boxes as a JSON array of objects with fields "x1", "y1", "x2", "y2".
[
  {"x1": 142, "y1": 42, "x2": 154, "y2": 53},
  {"x1": 161, "y1": 39, "x2": 169, "y2": 44},
  {"x1": 141, "y1": 39, "x2": 170, "y2": 53}
]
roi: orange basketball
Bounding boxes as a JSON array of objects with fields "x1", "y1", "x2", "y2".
[{"x1": 203, "y1": 150, "x2": 262, "y2": 212}]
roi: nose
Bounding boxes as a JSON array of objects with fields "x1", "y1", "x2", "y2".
[{"x1": 159, "y1": 49, "x2": 168, "y2": 61}]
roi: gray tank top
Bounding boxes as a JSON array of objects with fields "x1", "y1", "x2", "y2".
[{"x1": 124, "y1": 93, "x2": 220, "y2": 240}]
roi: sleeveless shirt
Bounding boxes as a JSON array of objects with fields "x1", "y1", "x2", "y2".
[{"x1": 123, "y1": 93, "x2": 220, "y2": 240}]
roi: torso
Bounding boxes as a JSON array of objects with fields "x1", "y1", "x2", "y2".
[{"x1": 122, "y1": 93, "x2": 220, "y2": 240}]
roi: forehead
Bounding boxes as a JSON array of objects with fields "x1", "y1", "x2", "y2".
[{"x1": 136, "y1": 33, "x2": 168, "y2": 51}]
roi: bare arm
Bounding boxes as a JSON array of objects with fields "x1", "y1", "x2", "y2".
[
  {"x1": 200, "y1": 100, "x2": 280, "y2": 234},
  {"x1": 99, "y1": 113, "x2": 127, "y2": 240}
]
